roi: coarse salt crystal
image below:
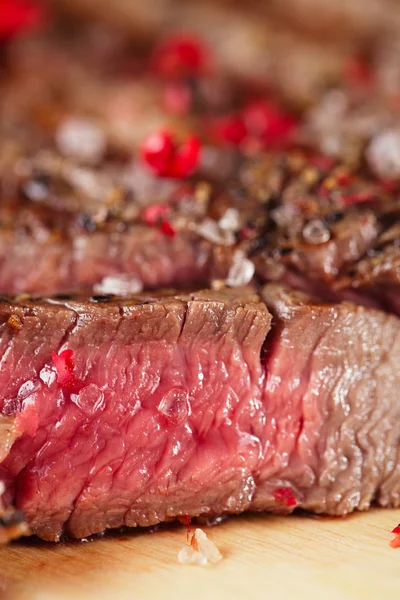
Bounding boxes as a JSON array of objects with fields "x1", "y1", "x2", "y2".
[
  {"x1": 178, "y1": 528, "x2": 222, "y2": 566},
  {"x1": 70, "y1": 384, "x2": 105, "y2": 415},
  {"x1": 93, "y1": 274, "x2": 143, "y2": 296},
  {"x1": 157, "y1": 388, "x2": 191, "y2": 425},
  {"x1": 195, "y1": 218, "x2": 235, "y2": 246},
  {"x1": 218, "y1": 207, "x2": 240, "y2": 232},
  {"x1": 226, "y1": 250, "x2": 255, "y2": 287},
  {"x1": 302, "y1": 219, "x2": 330, "y2": 245},
  {"x1": 178, "y1": 545, "x2": 208, "y2": 566},
  {"x1": 56, "y1": 117, "x2": 106, "y2": 164},
  {"x1": 366, "y1": 129, "x2": 400, "y2": 180}
]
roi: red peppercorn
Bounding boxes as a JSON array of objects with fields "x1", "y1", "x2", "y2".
[
  {"x1": 141, "y1": 130, "x2": 201, "y2": 179},
  {"x1": 343, "y1": 56, "x2": 372, "y2": 88},
  {"x1": 390, "y1": 528, "x2": 400, "y2": 549},
  {"x1": 209, "y1": 114, "x2": 247, "y2": 146},
  {"x1": 239, "y1": 226, "x2": 255, "y2": 240},
  {"x1": 170, "y1": 135, "x2": 201, "y2": 178},
  {"x1": 392, "y1": 525, "x2": 400, "y2": 535},
  {"x1": 390, "y1": 536, "x2": 400, "y2": 549},
  {"x1": 51, "y1": 349, "x2": 82, "y2": 392},
  {"x1": 160, "y1": 220, "x2": 176, "y2": 237},
  {"x1": 242, "y1": 100, "x2": 296, "y2": 147},
  {"x1": 140, "y1": 130, "x2": 176, "y2": 178},
  {"x1": 309, "y1": 155, "x2": 335, "y2": 171},
  {"x1": 0, "y1": 0, "x2": 45, "y2": 39},
  {"x1": 162, "y1": 82, "x2": 192, "y2": 116},
  {"x1": 336, "y1": 171, "x2": 352, "y2": 187},
  {"x1": 273, "y1": 487, "x2": 297, "y2": 507},
  {"x1": 151, "y1": 34, "x2": 208, "y2": 78},
  {"x1": 142, "y1": 203, "x2": 170, "y2": 226},
  {"x1": 341, "y1": 190, "x2": 375, "y2": 206}
]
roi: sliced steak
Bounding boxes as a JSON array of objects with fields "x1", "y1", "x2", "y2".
[
  {"x1": 0, "y1": 288, "x2": 271, "y2": 541},
  {"x1": 257, "y1": 285, "x2": 400, "y2": 515},
  {"x1": 0, "y1": 286, "x2": 398, "y2": 541}
]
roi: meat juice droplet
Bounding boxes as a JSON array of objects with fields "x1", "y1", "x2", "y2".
[
  {"x1": 70, "y1": 384, "x2": 105, "y2": 415},
  {"x1": 157, "y1": 388, "x2": 190, "y2": 425}
]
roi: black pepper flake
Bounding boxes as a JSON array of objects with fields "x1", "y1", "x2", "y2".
[
  {"x1": 323, "y1": 211, "x2": 344, "y2": 226},
  {"x1": 249, "y1": 231, "x2": 270, "y2": 255},
  {"x1": 22, "y1": 172, "x2": 51, "y2": 203},
  {"x1": 53, "y1": 294, "x2": 73, "y2": 301},
  {"x1": 280, "y1": 246, "x2": 293, "y2": 256},
  {"x1": 91, "y1": 294, "x2": 115, "y2": 303},
  {"x1": 78, "y1": 213, "x2": 97, "y2": 233}
]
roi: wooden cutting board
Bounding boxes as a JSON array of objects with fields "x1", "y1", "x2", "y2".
[{"x1": 0, "y1": 508, "x2": 398, "y2": 599}]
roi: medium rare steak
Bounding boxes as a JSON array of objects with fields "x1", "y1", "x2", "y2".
[{"x1": 0, "y1": 286, "x2": 398, "y2": 541}]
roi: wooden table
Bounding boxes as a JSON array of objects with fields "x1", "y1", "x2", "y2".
[{"x1": 0, "y1": 509, "x2": 398, "y2": 599}]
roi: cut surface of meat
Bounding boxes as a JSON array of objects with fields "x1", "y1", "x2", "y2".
[
  {"x1": 0, "y1": 288, "x2": 271, "y2": 540},
  {"x1": 0, "y1": 286, "x2": 398, "y2": 541}
]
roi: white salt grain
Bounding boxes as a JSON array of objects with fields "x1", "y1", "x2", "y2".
[
  {"x1": 93, "y1": 274, "x2": 143, "y2": 296},
  {"x1": 367, "y1": 129, "x2": 400, "y2": 180},
  {"x1": 195, "y1": 219, "x2": 235, "y2": 246},
  {"x1": 56, "y1": 117, "x2": 106, "y2": 164},
  {"x1": 178, "y1": 528, "x2": 222, "y2": 567},
  {"x1": 226, "y1": 250, "x2": 255, "y2": 287},
  {"x1": 218, "y1": 208, "x2": 240, "y2": 232}
]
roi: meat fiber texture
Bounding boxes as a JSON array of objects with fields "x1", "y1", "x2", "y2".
[{"x1": 0, "y1": 286, "x2": 399, "y2": 542}]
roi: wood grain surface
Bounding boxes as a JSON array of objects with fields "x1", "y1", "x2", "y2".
[{"x1": 0, "y1": 508, "x2": 398, "y2": 599}]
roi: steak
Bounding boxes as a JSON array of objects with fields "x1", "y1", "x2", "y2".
[
  {"x1": 0, "y1": 285, "x2": 398, "y2": 541},
  {"x1": 0, "y1": 147, "x2": 398, "y2": 317},
  {"x1": 0, "y1": 17, "x2": 399, "y2": 313}
]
